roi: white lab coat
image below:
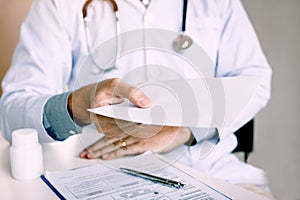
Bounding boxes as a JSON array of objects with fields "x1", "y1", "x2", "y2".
[{"x1": 0, "y1": 0, "x2": 271, "y2": 184}]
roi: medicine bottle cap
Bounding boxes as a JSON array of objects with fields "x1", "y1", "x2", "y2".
[{"x1": 11, "y1": 128, "x2": 39, "y2": 147}]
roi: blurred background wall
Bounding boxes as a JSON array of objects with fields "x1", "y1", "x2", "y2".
[
  {"x1": 0, "y1": 0, "x2": 299, "y2": 199},
  {"x1": 242, "y1": 0, "x2": 300, "y2": 200},
  {"x1": 0, "y1": 0, "x2": 32, "y2": 95}
]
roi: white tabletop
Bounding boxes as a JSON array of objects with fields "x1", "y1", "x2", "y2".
[{"x1": 0, "y1": 127, "x2": 268, "y2": 200}]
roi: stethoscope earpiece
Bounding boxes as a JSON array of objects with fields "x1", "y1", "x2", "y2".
[{"x1": 173, "y1": 34, "x2": 193, "y2": 51}]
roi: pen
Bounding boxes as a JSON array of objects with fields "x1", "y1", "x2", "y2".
[{"x1": 119, "y1": 167, "x2": 186, "y2": 189}]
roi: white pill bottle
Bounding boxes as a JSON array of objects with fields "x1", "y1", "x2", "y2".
[{"x1": 10, "y1": 128, "x2": 44, "y2": 180}]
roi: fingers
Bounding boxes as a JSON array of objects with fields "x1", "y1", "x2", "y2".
[
  {"x1": 96, "y1": 78, "x2": 152, "y2": 108},
  {"x1": 94, "y1": 97, "x2": 124, "y2": 107},
  {"x1": 113, "y1": 80, "x2": 152, "y2": 108},
  {"x1": 101, "y1": 140, "x2": 144, "y2": 160},
  {"x1": 68, "y1": 78, "x2": 151, "y2": 127},
  {"x1": 80, "y1": 136, "x2": 139, "y2": 159},
  {"x1": 80, "y1": 137, "x2": 115, "y2": 159},
  {"x1": 93, "y1": 137, "x2": 145, "y2": 160},
  {"x1": 80, "y1": 126, "x2": 191, "y2": 160},
  {"x1": 90, "y1": 114, "x2": 141, "y2": 137}
]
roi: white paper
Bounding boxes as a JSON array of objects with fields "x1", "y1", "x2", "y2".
[
  {"x1": 88, "y1": 77, "x2": 261, "y2": 128},
  {"x1": 43, "y1": 153, "x2": 230, "y2": 200}
]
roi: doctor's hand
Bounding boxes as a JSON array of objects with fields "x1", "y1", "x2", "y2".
[
  {"x1": 67, "y1": 78, "x2": 152, "y2": 126},
  {"x1": 79, "y1": 125, "x2": 191, "y2": 160}
]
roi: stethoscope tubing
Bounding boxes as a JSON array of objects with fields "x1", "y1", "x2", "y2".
[
  {"x1": 82, "y1": 0, "x2": 192, "y2": 71},
  {"x1": 182, "y1": 0, "x2": 188, "y2": 33}
]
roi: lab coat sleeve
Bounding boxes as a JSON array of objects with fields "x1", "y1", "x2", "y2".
[
  {"x1": 216, "y1": 0, "x2": 272, "y2": 139},
  {"x1": 0, "y1": 0, "x2": 73, "y2": 143}
]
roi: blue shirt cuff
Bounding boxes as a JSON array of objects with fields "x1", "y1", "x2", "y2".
[{"x1": 43, "y1": 92, "x2": 82, "y2": 141}]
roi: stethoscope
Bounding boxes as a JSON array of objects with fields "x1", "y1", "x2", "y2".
[{"x1": 82, "y1": 0, "x2": 193, "y2": 72}]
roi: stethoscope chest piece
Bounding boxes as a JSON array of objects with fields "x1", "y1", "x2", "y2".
[{"x1": 173, "y1": 34, "x2": 193, "y2": 51}]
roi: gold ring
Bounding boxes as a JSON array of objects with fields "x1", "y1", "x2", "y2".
[
  {"x1": 120, "y1": 139, "x2": 127, "y2": 147},
  {"x1": 119, "y1": 139, "x2": 127, "y2": 150}
]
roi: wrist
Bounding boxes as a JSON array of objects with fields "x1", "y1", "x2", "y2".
[{"x1": 67, "y1": 87, "x2": 92, "y2": 126}]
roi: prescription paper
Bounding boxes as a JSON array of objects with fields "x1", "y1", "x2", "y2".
[
  {"x1": 42, "y1": 153, "x2": 231, "y2": 200},
  {"x1": 88, "y1": 77, "x2": 261, "y2": 128}
]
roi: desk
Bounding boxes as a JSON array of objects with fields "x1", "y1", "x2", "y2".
[{"x1": 0, "y1": 127, "x2": 268, "y2": 200}]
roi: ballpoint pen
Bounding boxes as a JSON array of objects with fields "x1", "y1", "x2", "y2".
[{"x1": 119, "y1": 167, "x2": 186, "y2": 189}]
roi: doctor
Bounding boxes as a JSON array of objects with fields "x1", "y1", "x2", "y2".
[{"x1": 0, "y1": 0, "x2": 273, "y2": 197}]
